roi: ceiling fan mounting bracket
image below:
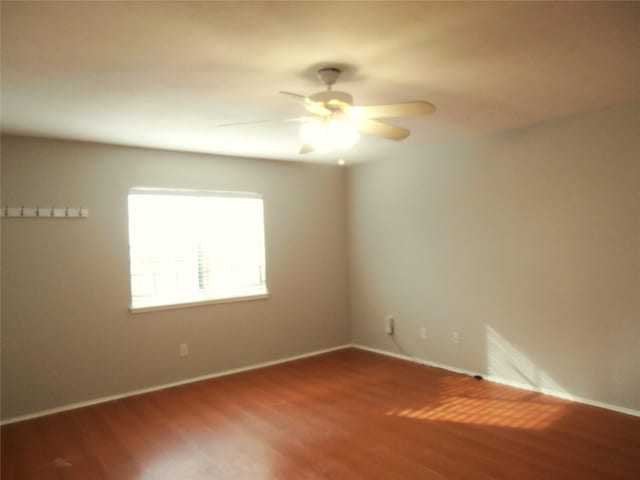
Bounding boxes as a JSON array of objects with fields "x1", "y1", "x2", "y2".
[{"x1": 318, "y1": 67, "x2": 342, "y2": 90}]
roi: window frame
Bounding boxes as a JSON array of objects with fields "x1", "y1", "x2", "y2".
[{"x1": 127, "y1": 187, "x2": 269, "y2": 314}]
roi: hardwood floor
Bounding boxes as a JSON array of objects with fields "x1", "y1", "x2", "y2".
[{"x1": 2, "y1": 348, "x2": 639, "y2": 479}]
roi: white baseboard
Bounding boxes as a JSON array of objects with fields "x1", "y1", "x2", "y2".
[
  {"x1": 4, "y1": 343, "x2": 637, "y2": 425},
  {"x1": 0, "y1": 344, "x2": 352, "y2": 426},
  {"x1": 352, "y1": 344, "x2": 640, "y2": 418}
]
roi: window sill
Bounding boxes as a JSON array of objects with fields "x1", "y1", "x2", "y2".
[{"x1": 129, "y1": 292, "x2": 270, "y2": 314}]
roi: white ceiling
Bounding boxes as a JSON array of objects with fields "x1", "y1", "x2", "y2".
[{"x1": 1, "y1": 1, "x2": 639, "y2": 164}]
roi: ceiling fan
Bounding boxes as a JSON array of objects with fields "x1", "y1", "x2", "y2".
[{"x1": 220, "y1": 66, "x2": 436, "y2": 155}]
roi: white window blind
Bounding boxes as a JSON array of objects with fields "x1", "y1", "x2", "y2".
[{"x1": 128, "y1": 189, "x2": 267, "y2": 310}]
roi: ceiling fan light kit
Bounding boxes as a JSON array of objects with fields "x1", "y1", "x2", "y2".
[
  {"x1": 300, "y1": 117, "x2": 361, "y2": 153},
  {"x1": 222, "y1": 66, "x2": 436, "y2": 157}
]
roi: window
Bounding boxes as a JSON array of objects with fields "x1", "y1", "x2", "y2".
[{"x1": 128, "y1": 188, "x2": 267, "y2": 311}]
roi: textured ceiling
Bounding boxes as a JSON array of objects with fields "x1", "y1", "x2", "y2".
[{"x1": 1, "y1": 1, "x2": 639, "y2": 164}]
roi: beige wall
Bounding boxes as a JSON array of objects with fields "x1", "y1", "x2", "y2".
[
  {"x1": 348, "y1": 102, "x2": 640, "y2": 411},
  {"x1": 2, "y1": 102, "x2": 639, "y2": 420},
  {"x1": 1, "y1": 136, "x2": 350, "y2": 419}
]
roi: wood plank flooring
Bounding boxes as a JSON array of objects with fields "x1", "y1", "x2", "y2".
[{"x1": 2, "y1": 348, "x2": 639, "y2": 479}]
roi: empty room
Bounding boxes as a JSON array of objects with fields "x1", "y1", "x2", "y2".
[{"x1": 1, "y1": 1, "x2": 639, "y2": 479}]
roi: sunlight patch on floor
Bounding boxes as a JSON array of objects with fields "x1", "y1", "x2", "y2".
[
  {"x1": 385, "y1": 326, "x2": 573, "y2": 430},
  {"x1": 386, "y1": 395, "x2": 566, "y2": 430}
]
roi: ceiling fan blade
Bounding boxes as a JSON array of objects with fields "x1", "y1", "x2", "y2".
[
  {"x1": 218, "y1": 117, "x2": 308, "y2": 127},
  {"x1": 280, "y1": 91, "x2": 315, "y2": 110},
  {"x1": 355, "y1": 119, "x2": 410, "y2": 141},
  {"x1": 279, "y1": 91, "x2": 307, "y2": 100},
  {"x1": 350, "y1": 101, "x2": 435, "y2": 119},
  {"x1": 299, "y1": 143, "x2": 315, "y2": 154}
]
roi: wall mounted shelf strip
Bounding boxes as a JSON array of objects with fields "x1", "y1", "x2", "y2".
[{"x1": 1, "y1": 207, "x2": 88, "y2": 218}]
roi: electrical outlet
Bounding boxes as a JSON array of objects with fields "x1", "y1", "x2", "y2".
[
  {"x1": 419, "y1": 327, "x2": 427, "y2": 340},
  {"x1": 179, "y1": 343, "x2": 189, "y2": 357},
  {"x1": 452, "y1": 332, "x2": 460, "y2": 344},
  {"x1": 384, "y1": 316, "x2": 395, "y2": 335}
]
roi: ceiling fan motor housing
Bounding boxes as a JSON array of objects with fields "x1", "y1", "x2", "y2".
[{"x1": 309, "y1": 90, "x2": 353, "y2": 111}]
